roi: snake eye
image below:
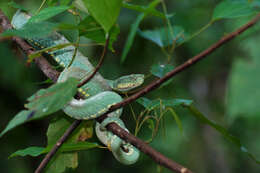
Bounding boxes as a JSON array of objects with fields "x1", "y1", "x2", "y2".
[{"x1": 120, "y1": 144, "x2": 130, "y2": 153}]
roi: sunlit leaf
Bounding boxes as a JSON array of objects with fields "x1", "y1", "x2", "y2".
[
  {"x1": 212, "y1": 0, "x2": 256, "y2": 21},
  {"x1": 82, "y1": 0, "x2": 123, "y2": 32}
]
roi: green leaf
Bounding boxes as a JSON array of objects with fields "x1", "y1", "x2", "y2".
[
  {"x1": 82, "y1": 0, "x2": 123, "y2": 32},
  {"x1": 138, "y1": 26, "x2": 185, "y2": 47},
  {"x1": 227, "y1": 36, "x2": 260, "y2": 118},
  {"x1": 0, "y1": 78, "x2": 78, "y2": 137},
  {"x1": 120, "y1": 0, "x2": 161, "y2": 63},
  {"x1": 9, "y1": 146, "x2": 45, "y2": 158},
  {"x1": 186, "y1": 105, "x2": 260, "y2": 164},
  {"x1": 78, "y1": 15, "x2": 120, "y2": 51},
  {"x1": 168, "y1": 108, "x2": 183, "y2": 134},
  {"x1": 0, "y1": 110, "x2": 34, "y2": 138},
  {"x1": 47, "y1": 0, "x2": 59, "y2": 6},
  {"x1": 9, "y1": 142, "x2": 100, "y2": 158},
  {"x1": 29, "y1": 6, "x2": 70, "y2": 23},
  {"x1": 137, "y1": 97, "x2": 193, "y2": 110},
  {"x1": 212, "y1": 0, "x2": 256, "y2": 21},
  {"x1": 150, "y1": 63, "x2": 175, "y2": 87},
  {"x1": 1, "y1": 21, "x2": 58, "y2": 38},
  {"x1": 150, "y1": 64, "x2": 174, "y2": 78},
  {"x1": 73, "y1": 0, "x2": 89, "y2": 13},
  {"x1": 45, "y1": 117, "x2": 96, "y2": 172},
  {"x1": 8, "y1": 1, "x2": 28, "y2": 11},
  {"x1": 122, "y1": 2, "x2": 169, "y2": 19},
  {"x1": 25, "y1": 78, "x2": 78, "y2": 115},
  {"x1": 121, "y1": 13, "x2": 145, "y2": 64}
]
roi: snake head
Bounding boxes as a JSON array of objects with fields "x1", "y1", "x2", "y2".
[{"x1": 108, "y1": 74, "x2": 144, "y2": 93}]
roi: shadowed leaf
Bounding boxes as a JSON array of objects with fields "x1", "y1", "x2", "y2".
[{"x1": 82, "y1": 0, "x2": 122, "y2": 32}]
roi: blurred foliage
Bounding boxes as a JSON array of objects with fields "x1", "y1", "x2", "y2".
[{"x1": 0, "y1": 0, "x2": 260, "y2": 173}]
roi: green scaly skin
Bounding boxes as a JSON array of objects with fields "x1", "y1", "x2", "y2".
[{"x1": 11, "y1": 11, "x2": 143, "y2": 165}]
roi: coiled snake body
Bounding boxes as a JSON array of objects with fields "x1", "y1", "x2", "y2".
[{"x1": 11, "y1": 11, "x2": 143, "y2": 165}]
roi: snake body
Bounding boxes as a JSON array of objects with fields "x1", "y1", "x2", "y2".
[{"x1": 11, "y1": 11, "x2": 143, "y2": 165}]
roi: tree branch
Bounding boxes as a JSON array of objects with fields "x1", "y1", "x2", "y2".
[
  {"x1": 0, "y1": 11, "x2": 60, "y2": 82},
  {"x1": 35, "y1": 120, "x2": 82, "y2": 173},
  {"x1": 2, "y1": 9, "x2": 260, "y2": 173}
]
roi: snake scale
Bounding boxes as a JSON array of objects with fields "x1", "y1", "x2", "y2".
[{"x1": 11, "y1": 11, "x2": 144, "y2": 165}]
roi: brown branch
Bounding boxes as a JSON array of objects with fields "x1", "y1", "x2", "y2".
[
  {"x1": 0, "y1": 11, "x2": 60, "y2": 82},
  {"x1": 107, "y1": 13, "x2": 260, "y2": 113},
  {"x1": 77, "y1": 35, "x2": 110, "y2": 88},
  {"x1": 2, "y1": 9, "x2": 260, "y2": 173},
  {"x1": 35, "y1": 120, "x2": 82, "y2": 173}
]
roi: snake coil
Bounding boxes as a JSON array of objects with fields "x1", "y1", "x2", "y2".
[{"x1": 11, "y1": 11, "x2": 144, "y2": 165}]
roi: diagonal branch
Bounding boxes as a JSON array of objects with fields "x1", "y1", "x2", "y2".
[{"x1": 2, "y1": 9, "x2": 260, "y2": 173}]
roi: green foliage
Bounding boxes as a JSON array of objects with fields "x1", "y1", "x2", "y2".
[
  {"x1": 121, "y1": 0, "x2": 161, "y2": 63},
  {"x1": 78, "y1": 15, "x2": 120, "y2": 50},
  {"x1": 1, "y1": 21, "x2": 58, "y2": 38},
  {"x1": 9, "y1": 142, "x2": 100, "y2": 159},
  {"x1": 137, "y1": 97, "x2": 193, "y2": 111},
  {"x1": 138, "y1": 97, "x2": 260, "y2": 163},
  {"x1": 150, "y1": 64, "x2": 174, "y2": 78},
  {"x1": 186, "y1": 105, "x2": 260, "y2": 164},
  {"x1": 122, "y1": 1, "x2": 168, "y2": 19},
  {"x1": 138, "y1": 26, "x2": 185, "y2": 48},
  {"x1": 212, "y1": 0, "x2": 256, "y2": 21},
  {"x1": 8, "y1": 1, "x2": 28, "y2": 11},
  {"x1": 9, "y1": 146, "x2": 45, "y2": 158},
  {"x1": 29, "y1": 6, "x2": 70, "y2": 23},
  {"x1": 121, "y1": 13, "x2": 145, "y2": 64},
  {"x1": 227, "y1": 36, "x2": 260, "y2": 118},
  {"x1": 44, "y1": 117, "x2": 97, "y2": 173},
  {"x1": 82, "y1": 0, "x2": 123, "y2": 33},
  {"x1": 0, "y1": 78, "x2": 78, "y2": 137}
]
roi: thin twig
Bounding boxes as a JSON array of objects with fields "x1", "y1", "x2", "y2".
[
  {"x1": 2, "y1": 9, "x2": 260, "y2": 173},
  {"x1": 77, "y1": 35, "x2": 110, "y2": 88}
]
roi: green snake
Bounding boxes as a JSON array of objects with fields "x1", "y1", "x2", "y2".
[{"x1": 11, "y1": 11, "x2": 144, "y2": 165}]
